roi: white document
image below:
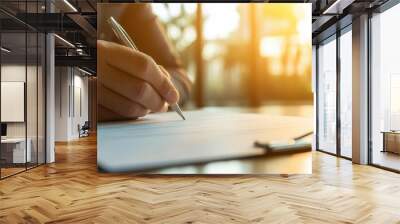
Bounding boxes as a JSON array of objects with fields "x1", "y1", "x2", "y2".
[{"x1": 98, "y1": 110, "x2": 312, "y2": 172}]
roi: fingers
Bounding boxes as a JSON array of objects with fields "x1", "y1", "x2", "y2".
[
  {"x1": 159, "y1": 102, "x2": 169, "y2": 112},
  {"x1": 99, "y1": 63, "x2": 165, "y2": 112},
  {"x1": 97, "y1": 40, "x2": 179, "y2": 104},
  {"x1": 158, "y1": 65, "x2": 171, "y2": 79},
  {"x1": 158, "y1": 65, "x2": 181, "y2": 105},
  {"x1": 97, "y1": 40, "x2": 180, "y2": 121},
  {"x1": 98, "y1": 84, "x2": 149, "y2": 119}
]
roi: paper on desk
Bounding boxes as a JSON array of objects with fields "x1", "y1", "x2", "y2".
[{"x1": 97, "y1": 110, "x2": 313, "y2": 172}]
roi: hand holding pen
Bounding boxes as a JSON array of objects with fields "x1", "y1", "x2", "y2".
[
  {"x1": 107, "y1": 17, "x2": 185, "y2": 120},
  {"x1": 97, "y1": 17, "x2": 184, "y2": 121}
]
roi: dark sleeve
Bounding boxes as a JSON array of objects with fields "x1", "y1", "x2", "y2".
[{"x1": 120, "y1": 4, "x2": 192, "y2": 104}]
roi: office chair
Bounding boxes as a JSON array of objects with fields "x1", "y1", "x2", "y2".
[{"x1": 78, "y1": 121, "x2": 90, "y2": 138}]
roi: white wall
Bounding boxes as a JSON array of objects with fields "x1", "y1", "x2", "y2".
[
  {"x1": 55, "y1": 67, "x2": 70, "y2": 141},
  {"x1": 1, "y1": 65, "x2": 26, "y2": 81},
  {"x1": 1, "y1": 63, "x2": 46, "y2": 164},
  {"x1": 1, "y1": 66, "x2": 26, "y2": 132},
  {"x1": 72, "y1": 74, "x2": 89, "y2": 137},
  {"x1": 1, "y1": 82, "x2": 25, "y2": 122},
  {"x1": 1, "y1": 65, "x2": 32, "y2": 138},
  {"x1": 55, "y1": 67, "x2": 89, "y2": 141}
]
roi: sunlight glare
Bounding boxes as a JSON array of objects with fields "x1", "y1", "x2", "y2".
[
  {"x1": 203, "y1": 4, "x2": 240, "y2": 40},
  {"x1": 260, "y1": 36, "x2": 284, "y2": 57}
]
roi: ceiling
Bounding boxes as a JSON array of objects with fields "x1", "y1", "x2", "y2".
[{"x1": 0, "y1": 0, "x2": 97, "y2": 73}]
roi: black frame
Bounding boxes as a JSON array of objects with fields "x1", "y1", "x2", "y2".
[
  {"x1": 0, "y1": 0, "x2": 47, "y2": 180},
  {"x1": 337, "y1": 24, "x2": 353, "y2": 160},
  {"x1": 315, "y1": 33, "x2": 340, "y2": 157},
  {"x1": 367, "y1": 0, "x2": 400, "y2": 173},
  {"x1": 315, "y1": 20, "x2": 353, "y2": 161},
  {"x1": 315, "y1": 0, "x2": 400, "y2": 173}
]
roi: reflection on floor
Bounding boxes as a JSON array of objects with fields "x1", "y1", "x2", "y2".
[
  {"x1": 151, "y1": 151, "x2": 312, "y2": 174},
  {"x1": 373, "y1": 151, "x2": 400, "y2": 171},
  {"x1": 0, "y1": 163, "x2": 42, "y2": 178},
  {"x1": 0, "y1": 167, "x2": 25, "y2": 178}
]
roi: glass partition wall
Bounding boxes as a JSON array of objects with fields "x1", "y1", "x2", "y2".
[
  {"x1": 0, "y1": 2, "x2": 46, "y2": 179},
  {"x1": 316, "y1": 0, "x2": 400, "y2": 172},
  {"x1": 0, "y1": 31, "x2": 27, "y2": 177},
  {"x1": 317, "y1": 35, "x2": 337, "y2": 155},
  {"x1": 339, "y1": 27, "x2": 352, "y2": 159},
  {"x1": 370, "y1": 3, "x2": 400, "y2": 171},
  {"x1": 316, "y1": 26, "x2": 353, "y2": 159}
]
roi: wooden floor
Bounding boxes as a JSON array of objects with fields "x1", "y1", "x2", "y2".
[
  {"x1": 1, "y1": 167, "x2": 26, "y2": 178},
  {"x1": 373, "y1": 151, "x2": 400, "y2": 171},
  {"x1": 1, "y1": 135, "x2": 400, "y2": 223}
]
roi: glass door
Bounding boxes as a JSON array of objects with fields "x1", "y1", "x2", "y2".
[
  {"x1": 1, "y1": 31, "x2": 28, "y2": 178},
  {"x1": 0, "y1": 0, "x2": 47, "y2": 179},
  {"x1": 317, "y1": 35, "x2": 337, "y2": 154},
  {"x1": 370, "y1": 3, "x2": 400, "y2": 171},
  {"x1": 339, "y1": 27, "x2": 352, "y2": 158}
]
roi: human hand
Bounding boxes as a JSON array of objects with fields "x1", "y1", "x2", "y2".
[{"x1": 97, "y1": 40, "x2": 179, "y2": 121}]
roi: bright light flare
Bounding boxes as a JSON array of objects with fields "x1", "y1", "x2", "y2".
[{"x1": 260, "y1": 36, "x2": 284, "y2": 57}]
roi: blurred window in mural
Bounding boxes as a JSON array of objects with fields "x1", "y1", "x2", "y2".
[{"x1": 152, "y1": 3, "x2": 312, "y2": 107}]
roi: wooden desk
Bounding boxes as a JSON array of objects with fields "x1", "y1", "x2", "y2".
[{"x1": 382, "y1": 131, "x2": 400, "y2": 154}]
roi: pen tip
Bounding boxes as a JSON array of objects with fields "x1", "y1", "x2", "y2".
[{"x1": 172, "y1": 103, "x2": 185, "y2": 120}]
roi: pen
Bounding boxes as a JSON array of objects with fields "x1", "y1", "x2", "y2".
[{"x1": 107, "y1": 16, "x2": 186, "y2": 120}]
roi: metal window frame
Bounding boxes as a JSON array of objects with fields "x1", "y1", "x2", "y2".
[
  {"x1": 337, "y1": 23, "x2": 353, "y2": 160},
  {"x1": 315, "y1": 20, "x2": 353, "y2": 161},
  {"x1": 315, "y1": 33, "x2": 339, "y2": 156},
  {"x1": 0, "y1": 0, "x2": 47, "y2": 180},
  {"x1": 315, "y1": 0, "x2": 400, "y2": 173},
  {"x1": 0, "y1": 20, "x2": 2, "y2": 179},
  {"x1": 367, "y1": 0, "x2": 400, "y2": 173}
]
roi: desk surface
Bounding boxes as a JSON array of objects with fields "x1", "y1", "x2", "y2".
[
  {"x1": 381, "y1": 131, "x2": 400, "y2": 134},
  {"x1": 98, "y1": 108, "x2": 313, "y2": 174},
  {"x1": 1, "y1": 138, "x2": 26, "y2": 143}
]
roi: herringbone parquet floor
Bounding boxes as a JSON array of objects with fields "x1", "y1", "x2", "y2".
[{"x1": 1, "y1": 135, "x2": 400, "y2": 223}]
